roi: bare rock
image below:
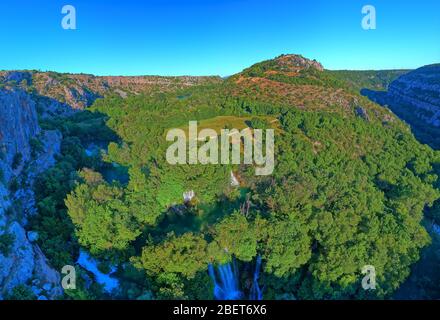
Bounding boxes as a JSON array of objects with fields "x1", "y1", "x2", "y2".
[
  {"x1": 0, "y1": 222, "x2": 35, "y2": 297},
  {"x1": 355, "y1": 106, "x2": 370, "y2": 121},
  {"x1": 33, "y1": 245, "x2": 63, "y2": 299},
  {"x1": 0, "y1": 88, "x2": 40, "y2": 181},
  {"x1": 27, "y1": 231, "x2": 39, "y2": 242}
]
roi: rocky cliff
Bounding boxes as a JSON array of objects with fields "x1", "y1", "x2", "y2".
[
  {"x1": 0, "y1": 87, "x2": 62, "y2": 299},
  {"x1": 388, "y1": 64, "x2": 440, "y2": 125},
  {"x1": 0, "y1": 71, "x2": 222, "y2": 116},
  {"x1": 362, "y1": 64, "x2": 440, "y2": 149},
  {"x1": 0, "y1": 88, "x2": 40, "y2": 181}
]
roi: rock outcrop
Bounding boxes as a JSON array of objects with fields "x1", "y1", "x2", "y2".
[
  {"x1": 387, "y1": 64, "x2": 440, "y2": 126},
  {"x1": 0, "y1": 87, "x2": 63, "y2": 299},
  {"x1": 275, "y1": 54, "x2": 324, "y2": 72},
  {"x1": 0, "y1": 222, "x2": 35, "y2": 295},
  {"x1": 0, "y1": 88, "x2": 40, "y2": 181}
]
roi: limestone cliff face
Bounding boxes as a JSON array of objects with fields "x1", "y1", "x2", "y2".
[
  {"x1": 362, "y1": 64, "x2": 440, "y2": 149},
  {"x1": 0, "y1": 87, "x2": 62, "y2": 299},
  {"x1": 387, "y1": 64, "x2": 440, "y2": 127},
  {"x1": 0, "y1": 88, "x2": 40, "y2": 181}
]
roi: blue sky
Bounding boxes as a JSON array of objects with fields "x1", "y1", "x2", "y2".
[{"x1": 0, "y1": 0, "x2": 439, "y2": 76}]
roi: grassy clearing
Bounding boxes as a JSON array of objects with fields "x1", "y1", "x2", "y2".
[{"x1": 179, "y1": 115, "x2": 280, "y2": 134}]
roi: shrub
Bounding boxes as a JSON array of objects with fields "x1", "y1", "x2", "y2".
[
  {"x1": 247, "y1": 117, "x2": 270, "y2": 130},
  {"x1": 12, "y1": 152, "x2": 23, "y2": 170},
  {"x1": 5, "y1": 285, "x2": 36, "y2": 300},
  {"x1": 9, "y1": 177, "x2": 19, "y2": 192},
  {"x1": 0, "y1": 233, "x2": 15, "y2": 255},
  {"x1": 30, "y1": 138, "x2": 44, "y2": 158},
  {"x1": 0, "y1": 146, "x2": 6, "y2": 160}
]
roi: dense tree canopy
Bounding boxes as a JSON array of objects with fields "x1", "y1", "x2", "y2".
[{"x1": 33, "y1": 57, "x2": 440, "y2": 300}]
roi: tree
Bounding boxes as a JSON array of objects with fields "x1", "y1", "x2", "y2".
[
  {"x1": 66, "y1": 169, "x2": 141, "y2": 255},
  {"x1": 132, "y1": 232, "x2": 209, "y2": 279},
  {"x1": 261, "y1": 219, "x2": 311, "y2": 277},
  {"x1": 208, "y1": 212, "x2": 257, "y2": 263}
]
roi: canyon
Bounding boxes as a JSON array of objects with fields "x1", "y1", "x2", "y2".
[
  {"x1": 0, "y1": 55, "x2": 439, "y2": 300},
  {"x1": 362, "y1": 64, "x2": 440, "y2": 149}
]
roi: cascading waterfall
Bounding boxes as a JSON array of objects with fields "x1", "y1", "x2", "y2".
[
  {"x1": 209, "y1": 256, "x2": 263, "y2": 300},
  {"x1": 77, "y1": 250, "x2": 119, "y2": 293},
  {"x1": 208, "y1": 259, "x2": 243, "y2": 300},
  {"x1": 249, "y1": 255, "x2": 263, "y2": 300}
]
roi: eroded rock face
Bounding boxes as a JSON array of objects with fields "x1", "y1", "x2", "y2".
[
  {"x1": 0, "y1": 223, "x2": 62, "y2": 299},
  {"x1": 0, "y1": 88, "x2": 41, "y2": 181},
  {"x1": 0, "y1": 87, "x2": 63, "y2": 299},
  {"x1": 388, "y1": 64, "x2": 440, "y2": 127},
  {"x1": 0, "y1": 184, "x2": 11, "y2": 229},
  {"x1": 32, "y1": 246, "x2": 63, "y2": 298},
  {"x1": 3, "y1": 71, "x2": 33, "y2": 85},
  {"x1": 275, "y1": 54, "x2": 324, "y2": 72},
  {"x1": 0, "y1": 70, "x2": 222, "y2": 114},
  {"x1": 29, "y1": 130, "x2": 62, "y2": 177},
  {"x1": 362, "y1": 64, "x2": 440, "y2": 149},
  {"x1": 0, "y1": 222, "x2": 35, "y2": 297}
]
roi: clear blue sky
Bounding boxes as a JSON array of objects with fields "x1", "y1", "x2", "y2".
[{"x1": 0, "y1": 0, "x2": 439, "y2": 76}]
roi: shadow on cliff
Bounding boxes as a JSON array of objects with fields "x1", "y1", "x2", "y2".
[{"x1": 362, "y1": 88, "x2": 440, "y2": 150}]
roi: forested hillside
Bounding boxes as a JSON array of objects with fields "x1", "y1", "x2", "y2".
[
  {"x1": 329, "y1": 70, "x2": 410, "y2": 92},
  {"x1": 23, "y1": 54, "x2": 440, "y2": 300}
]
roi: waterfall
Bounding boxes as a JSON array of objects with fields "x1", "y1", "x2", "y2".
[
  {"x1": 249, "y1": 255, "x2": 263, "y2": 300},
  {"x1": 77, "y1": 250, "x2": 119, "y2": 293},
  {"x1": 230, "y1": 171, "x2": 240, "y2": 187},
  {"x1": 209, "y1": 256, "x2": 264, "y2": 300},
  {"x1": 208, "y1": 260, "x2": 243, "y2": 300}
]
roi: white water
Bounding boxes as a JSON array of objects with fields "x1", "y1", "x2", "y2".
[
  {"x1": 208, "y1": 261, "x2": 243, "y2": 300},
  {"x1": 209, "y1": 257, "x2": 263, "y2": 300},
  {"x1": 77, "y1": 250, "x2": 119, "y2": 293},
  {"x1": 249, "y1": 255, "x2": 263, "y2": 300}
]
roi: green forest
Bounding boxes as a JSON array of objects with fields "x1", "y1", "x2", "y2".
[{"x1": 28, "y1": 57, "x2": 440, "y2": 300}]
